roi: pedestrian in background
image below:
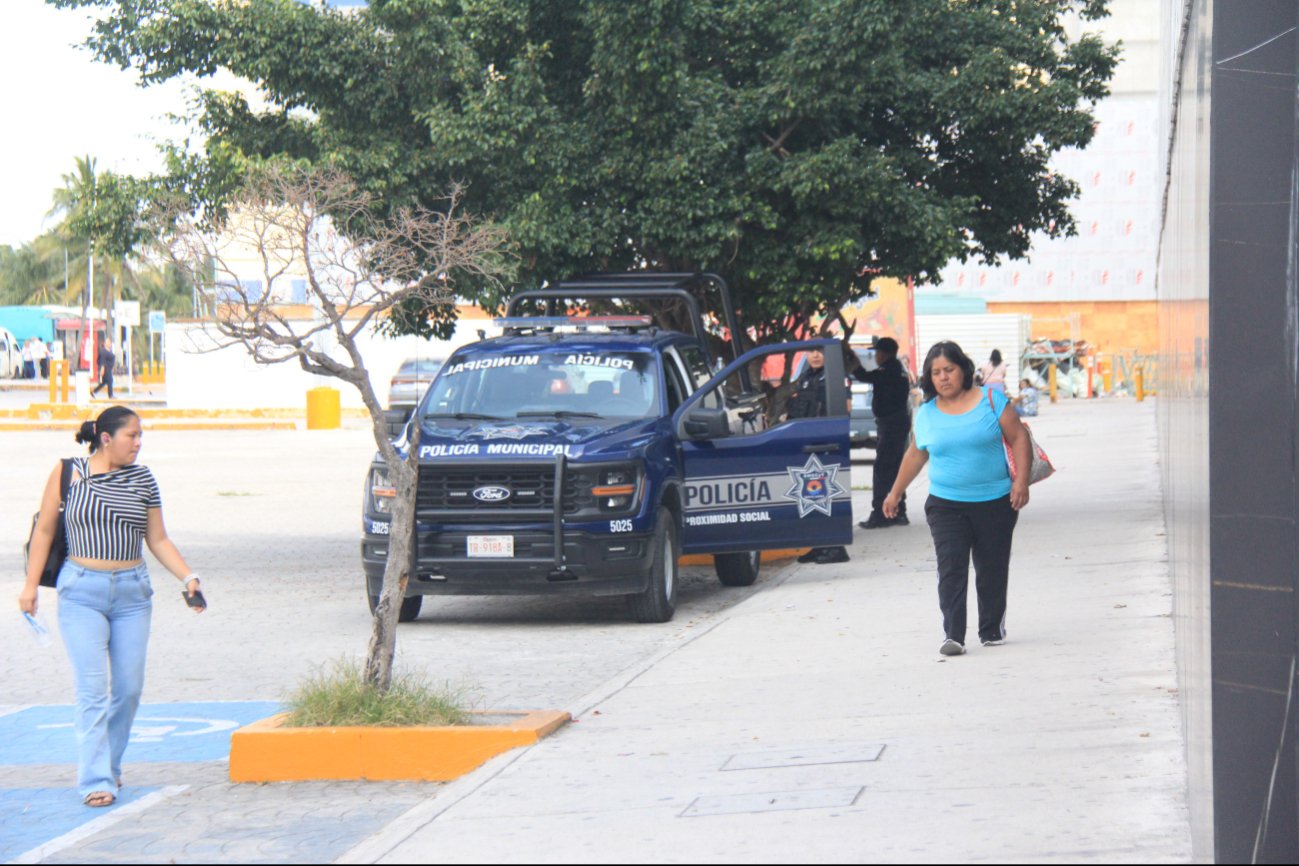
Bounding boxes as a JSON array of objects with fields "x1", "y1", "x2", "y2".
[
  {"x1": 1014, "y1": 378, "x2": 1039, "y2": 417},
  {"x1": 882, "y1": 341, "x2": 1033, "y2": 657},
  {"x1": 21, "y1": 337, "x2": 36, "y2": 379},
  {"x1": 787, "y1": 345, "x2": 851, "y2": 565},
  {"x1": 91, "y1": 339, "x2": 116, "y2": 398},
  {"x1": 17, "y1": 406, "x2": 206, "y2": 808},
  {"x1": 852, "y1": 337, "x2": 913, "y2": 529},
  {"x1": 977, "y1": 348, "x2": 1008, "y2": 396},
  {"x1": 32, "y1": 337, "x2": 50, "y2": 379}
]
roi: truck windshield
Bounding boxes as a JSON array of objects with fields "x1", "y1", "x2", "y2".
[{"x1": 421, "y1": 350, "x2": 661, "y2": 420}]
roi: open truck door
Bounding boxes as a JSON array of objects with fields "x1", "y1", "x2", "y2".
[{"x1": 675, "y1": 339, "x2": 853, "y2": 554}]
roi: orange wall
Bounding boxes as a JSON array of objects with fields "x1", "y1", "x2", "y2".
[{"x1": 986, "y1": 300, "x2": 1158, "y2": 357}]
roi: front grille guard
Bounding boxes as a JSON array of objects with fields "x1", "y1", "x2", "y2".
[{"x1": 412, "y1": 455, "x2": 575, "y2": 581}]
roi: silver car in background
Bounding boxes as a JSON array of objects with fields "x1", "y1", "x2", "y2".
[{"x1": 385, "y1": 357, "x2": 445, "y2": 437}]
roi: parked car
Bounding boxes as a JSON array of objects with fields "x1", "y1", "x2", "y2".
[
  {"x1": 0, "y1": 327, "x2": 22, "y2": 379},
  {"x1": 384, "y1": 357, "x2": 445, "y2": 437},
  {"x1": 847, "y1": 341, "x2": 878, "y2": 450},
  {"x1": 849, "y1": 389, "x2": 878, "y2": 450}
]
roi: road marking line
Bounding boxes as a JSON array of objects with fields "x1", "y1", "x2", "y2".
[{"x1": 7, "y1": 784, "x2": 188, "y2": 865}]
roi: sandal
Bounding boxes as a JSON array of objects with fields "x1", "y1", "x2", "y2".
[{"x1": 84, "y1": 791, "x2": 116, "y2": 808}]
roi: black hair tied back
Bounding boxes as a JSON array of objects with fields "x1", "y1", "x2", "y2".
[{"x1": 75, "y1": 405, "x2": 139, "y2": 453}]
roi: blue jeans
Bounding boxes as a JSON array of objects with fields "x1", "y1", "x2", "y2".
[{"x1": 57, "y1": 561, "x2": 153, "y2": 798}]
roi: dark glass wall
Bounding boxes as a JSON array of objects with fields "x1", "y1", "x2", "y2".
[
  {"x1": 1158, "y1": 0, "x2": 1213, "y2": 858},
  {"x1": 1162, "y1": 1, "x2": 1299, "y2": 861}
]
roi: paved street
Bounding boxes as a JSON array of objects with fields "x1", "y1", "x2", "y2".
[
  {"x1": 0, "y1": 398, "x2": 1192, "y2": 863},
  {"x1": 0, "y1": 420, "x2": 802, "y2": 863}
]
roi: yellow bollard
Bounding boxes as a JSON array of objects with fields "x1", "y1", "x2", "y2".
[
  {"x1": 61, "y1": 360, "x2": 70, "y2": 403},
  {"x1": 1048, "y1": 363, "x2": 1058, "y2": 404},
  {"x1": 48, "y1": 360, "x2": 58, "y2": 403},
  {"x1": 306, "y1": 386, "x2": 341, "y2": 429},
  {"x1": 1102, "y1": 362, "x2": 1112, "y2": 395},
  {"x1": 1134, "y1": 365, "x2": 1145, "y2": 402}
]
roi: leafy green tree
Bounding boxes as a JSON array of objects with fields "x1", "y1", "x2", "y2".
[{"x1": 53, "y1": 0, "x2": 1118, "y2": 345}]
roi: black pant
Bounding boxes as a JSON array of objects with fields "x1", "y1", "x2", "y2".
[
  {"x1": 92, "y1": 370, "x2": 114, "y2": 398},
  {"x1": 925, "y1": 494, "x2": 1018, "y2": 645},
  {"x1": 872, "y1": 413, "x2": 911, "y2": 518}
]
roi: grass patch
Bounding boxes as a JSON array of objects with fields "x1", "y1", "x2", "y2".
[{"x1": 282, "y1": 657, "x2": 472, "y2": 728}]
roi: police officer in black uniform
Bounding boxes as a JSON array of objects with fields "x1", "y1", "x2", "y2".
[
  {"x1": 787, "y1": 346, "x2": 851, "y2": 565},
  {"x1": 852, "y1": 337, "x2": 912, "y2": 528}
]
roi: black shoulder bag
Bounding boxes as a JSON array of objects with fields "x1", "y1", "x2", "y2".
[{"x1": 25, "y1": 459, "x2": 73, "y2": 588}]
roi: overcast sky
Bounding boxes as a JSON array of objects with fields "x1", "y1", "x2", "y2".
[
  {"x1": 0, "y1": 1, "x2": 376, "y2": 249},
  {"x1": 0, "y1": 1, "x2": 196, "y2": 247}
]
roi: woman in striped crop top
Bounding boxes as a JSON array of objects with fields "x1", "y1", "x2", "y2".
[{"x1": 18, "y1": 406, "x2": 205, "y2": 808}]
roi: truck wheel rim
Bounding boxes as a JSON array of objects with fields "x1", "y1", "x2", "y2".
[{"x1": 664, "y1": 536, "x2": 676, "y2": 598}]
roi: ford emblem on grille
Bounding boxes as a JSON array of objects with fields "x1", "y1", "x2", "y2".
[{"x1": 473, "y1": 485, "x2": 512, "y2": 502}]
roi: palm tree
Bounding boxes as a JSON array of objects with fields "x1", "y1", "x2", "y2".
[{"x1": 47, "y1": 156, "x2": 103, "y2": 358}]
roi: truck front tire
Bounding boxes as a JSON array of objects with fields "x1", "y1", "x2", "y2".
[
  {"x1": 628, "y1": 507, "x2": 678, "y2": 623},
  {"x1": 368, "y1": 590, "x2": 423, "y2": 623},
  {"x1": 714, "y1": 550, "x2": 761, "y2": 587}
]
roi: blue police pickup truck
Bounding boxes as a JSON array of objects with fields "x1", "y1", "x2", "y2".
[{"x1": 361, "y1": 273, "x2": 853, "y2": 623}]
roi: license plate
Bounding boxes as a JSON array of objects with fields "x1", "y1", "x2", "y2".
[{"x1": 467, "y1": 535, "x2": 514, "y2": 558}]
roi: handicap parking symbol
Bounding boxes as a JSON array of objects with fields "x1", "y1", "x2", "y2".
[{"x1": 0, "y1": 702, "x2": 280, "y2": 765}]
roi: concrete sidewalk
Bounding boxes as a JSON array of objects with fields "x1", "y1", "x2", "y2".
[{"x1": 344, "y1": 399, "x2": 1191, "y2": 864}]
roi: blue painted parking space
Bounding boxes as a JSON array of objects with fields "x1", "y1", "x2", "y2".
[
  {"x1": 0, "y1": 701, "x2": 280, "y2": 765},
  {"x1": 0, "y1": 785, "x2": 162, "y2": 861}
]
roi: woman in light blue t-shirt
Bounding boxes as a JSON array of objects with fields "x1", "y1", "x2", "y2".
[{"x1": 882, "y1": 341, "x2": 1034, "y2": 658}]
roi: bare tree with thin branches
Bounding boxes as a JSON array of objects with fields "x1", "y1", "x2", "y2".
[{"x1": 160, "y1": 163, "x2": 511, "y2": 690}]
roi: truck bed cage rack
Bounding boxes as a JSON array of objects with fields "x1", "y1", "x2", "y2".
[
  {"x1": 492, "y1": 315, "x2": 658, "y2": 336},
  {"x1": 507, "y1": 272, "x2": 747, "y2": 387}
]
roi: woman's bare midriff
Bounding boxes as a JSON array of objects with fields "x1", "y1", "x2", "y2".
[{"x1": 69, "y1": 557, "x2": 145, "y2": 571}]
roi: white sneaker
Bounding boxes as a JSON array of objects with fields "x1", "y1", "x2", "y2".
[
  {"x1": 981, "y1": 638, "x2": 1005, "y2": 647},
  {"x1": 939, "y1": 638, "x2": 966, "y2": 656}
]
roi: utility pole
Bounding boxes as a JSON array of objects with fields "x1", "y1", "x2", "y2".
[{"x1": 84, "y1": 244, "x2": 95, "y2": 380}]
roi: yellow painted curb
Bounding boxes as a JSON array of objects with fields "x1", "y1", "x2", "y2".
[
  {"x1": 12, "y1": 403, "x2": 372, "y2": 421},
  {"x1": 229, "y1": 709, "x2": 571, "y2": 783},
  {"x1": 679, "y1": 548, "x2": 805, "y2": 567},
  {"x1": 0, "y1": 421, "x2": 299, "y2": 432}
]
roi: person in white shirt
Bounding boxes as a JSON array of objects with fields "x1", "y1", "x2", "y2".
[
  {"x1": 31, "y1": 338, "x2": 50, "y2": 378},
  {"x1": 21, "y1": 338, "x2": 35, "y2": 379}
]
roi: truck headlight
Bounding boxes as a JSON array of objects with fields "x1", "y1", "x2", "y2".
[
  {"x1": 591, "y1": 466, "x2": 640, "y2": 512},
  {"x1": 370, "y1": 468, "x2": 396, "y2": 514}
]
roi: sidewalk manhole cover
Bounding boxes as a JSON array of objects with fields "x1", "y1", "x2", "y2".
[
  {"x1": 681, "y1": 786, "x2": 864, "y2": 817},
  {"x1": 721, "y1": 744, "x2": 885, "y2": 771}
]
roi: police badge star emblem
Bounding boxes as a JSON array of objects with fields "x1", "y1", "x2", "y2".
[
  {"x1": 783, "y1": 454, "x2": 847, "y2": 518},
  {"x1": 466, "y1": 424, "x2": 552, "y2": 440}
]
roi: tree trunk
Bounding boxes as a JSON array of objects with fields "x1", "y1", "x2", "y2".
[{"x1": 363, "y1": 425, "x2": 420, "y2": 692}]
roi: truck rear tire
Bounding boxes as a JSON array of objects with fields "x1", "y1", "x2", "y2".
[
  {"x1": 714, "y1": 550, "x2": 761, "y2": 587},
  {"x1": 628, "y1": 507, "x2": 678, "y2": 623},
  {"x1": 368, "y1": 590, "x2": 423, "y2": 623}
]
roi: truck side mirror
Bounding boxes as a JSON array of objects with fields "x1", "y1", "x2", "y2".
[{"x1": 683, "y1": 406, "x2": 731, "y2": 440}]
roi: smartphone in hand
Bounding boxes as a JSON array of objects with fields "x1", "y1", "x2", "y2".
[{"x1": 182, "y1": 590, "x2": 207, "y2": 610}]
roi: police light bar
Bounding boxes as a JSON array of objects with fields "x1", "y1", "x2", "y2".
[{"x1": 493, "y1": 316, "x2": 654, "y2": 331}]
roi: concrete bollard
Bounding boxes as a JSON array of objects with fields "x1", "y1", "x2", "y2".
[
  {"x1": 1135, "y1": 365, "x2": 1145, "y2": 402},
  {"x1": 306, "y1": 386, "x2": 341, "y2": 429},
  {"x1": 74, "y1": 371, "x2": 90, "y2": 406},
  {"x1": 1048, "y1": 363, "x2": 1058, "y2": 404},
  {"x1": 48, "y1": 360, "x2": 62, "y2": 403}
]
